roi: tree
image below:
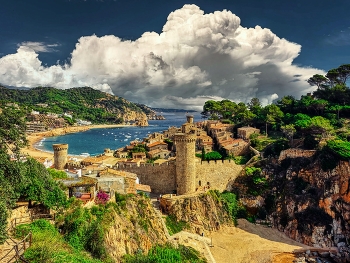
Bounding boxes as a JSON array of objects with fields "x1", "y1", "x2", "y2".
[
  {"x1": 0, "y1": 107, "x2": 28, "y2": 242},
  {"x1": 281, "y1": 124, "x2": 296, "y2": 146},
  {"x1": 263, "y1": 104, "x2": 284, "y2": 136},
  {"x1": 307, "y1": 74, "x2": 328, "y2": 89},
  {"x1": 277, "y1": 96, "x2": 296, "y2": 113},
  {"x1": 0, "y1": 107, "x2": 27, "y2": 156},
  {"x1": 205, "y1": 151, "x2": 222, "y2": 160},
  {"x1": 247, "y1": 97, "x2": 262, "y2": 115}
]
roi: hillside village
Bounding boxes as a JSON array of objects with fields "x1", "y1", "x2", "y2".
[{"x1": 42, "y1": 116, "x2": 259, "y2": 205}]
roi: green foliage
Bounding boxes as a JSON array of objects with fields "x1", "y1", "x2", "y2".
[
  {"x1": 131, "y1": 144, "x2": 147, "y2": 153},
  {"x1": 47, "y1": 168, "x2": 68, "y2": 179},
  {"x1": 20, "y1": 158, "x2": 68, "y2": 210},
  {"x1": 263, "y1": 138, "x2": 289, "y2": 157},
  {"x1": 59, "y1": 202, "x2": 114, "y2": 259},
  {"x1": 0, "y1": 201, "x2": 8, "y2": 243},
  {"x1": 0, "y1": 86, "x2": 147, "y2": 124},
  {"x1": 244, "y1": 167, "x2": 268, "y2": 196},
  {"x1": 325, "y1": 139, "x2": 350, "y2": 160},
  {"x1": 230, "y1": 155, "x2": 250, "y2": 165},
  {"x1": 220, "y1": 192, "x2": 238, "y2": 222},
  {"x1": 203, "y1": 151, "x2": 222, "y2": 160},
  {"x1": 207, "y1": 190, "x2": 238, "y2": 223},
  {"x1": 122, "y1": 244, "x2": 206, "y2": 263},
  {"x1": 165, "y1": 215, "x2": 189, "y2": 235},
  {"x1": 18, "y1": 220, "x2": 104, "y2": 263}
]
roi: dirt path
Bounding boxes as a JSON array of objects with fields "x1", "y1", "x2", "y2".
[{"x1": 209, "y1": 219, "x2": 309, "y2": 263}]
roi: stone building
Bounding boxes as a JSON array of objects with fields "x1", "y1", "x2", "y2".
[
  {"x1": 113, "y1": 115, "x2": 243, "y2": 196},
  {"x1": 146, "y1": 141, "x2": 168, "y2": 151},
  {"x1": 222, "y1": 138, "x2": 250, "y2": 156},
  {"x1": 237, "y1": 126, "x2": 260, "y2": 140},
  {"x1": 52, "y1": 144, "x2": 68, "y2": 170}
]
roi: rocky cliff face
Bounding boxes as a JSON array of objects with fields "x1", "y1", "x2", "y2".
[
  {"x1": 104, "y1": 195, "x2": 167, "y2": 261},
  {"x1": 264, "y1": 149, "x2": 350, "y2": 255},
  {"x1": 160, "y1": 193, "x2": 233, "y2": 235}
]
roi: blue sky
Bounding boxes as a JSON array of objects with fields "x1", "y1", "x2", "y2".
[{"x1": 1, "y1": 0, "x2": 350, "y2": 109}]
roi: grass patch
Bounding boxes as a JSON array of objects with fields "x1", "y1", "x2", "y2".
[
  {"x1": 165, "y1": 215, "x2": 189, "y2": 235},
  {"x1": 122, "y1": 244, "x2": 207, "y2": 263}
]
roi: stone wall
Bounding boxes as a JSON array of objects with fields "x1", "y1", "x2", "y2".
[
  {"x1": 278, "y1": 148, "x2": 316, "y2": 162},
  {"x1": 196, "y1": 159, "x2": 243, "y2": 192},
  {"x1": 114, "y1": 162, "x2": 177, "y2": 194},
  {"x1": 114, "y1": 159, "x2": 243, "y2": 194}
]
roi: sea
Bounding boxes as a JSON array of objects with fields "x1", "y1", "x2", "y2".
[{"x1": 37, "y1": 111, "x2": 201, "y2": 156}]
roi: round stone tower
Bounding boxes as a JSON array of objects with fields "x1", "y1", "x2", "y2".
[
  {"x1": 174, "y1": 132, "x2": 196, "y2": 195},
  {"x1": 52, "y1": 144, "x2": 68, "y2": 170}
]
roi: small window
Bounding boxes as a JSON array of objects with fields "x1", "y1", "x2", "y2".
[
  {"x1": 207, "y1": 182, "x2": 210, "y2": 186},
  {"x1": 199, "y1": 180, "x2": 201, "y2": 186}
]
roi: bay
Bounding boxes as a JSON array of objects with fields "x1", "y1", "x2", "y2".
[{"x1": 38, "y1": 111, "x2": 201, "y2": 156}]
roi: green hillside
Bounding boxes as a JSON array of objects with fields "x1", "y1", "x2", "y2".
[{"x1": 0, "y1": 86, "x2": 153, "y2": 124}]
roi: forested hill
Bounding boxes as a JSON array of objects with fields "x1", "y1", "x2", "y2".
[{"x1": 0, "y1": 86, "x2": 154, "y2": 124}]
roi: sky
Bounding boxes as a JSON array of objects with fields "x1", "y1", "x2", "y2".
[{"x1": 1, "y1": 0, "x2": 350, "y2": 110}]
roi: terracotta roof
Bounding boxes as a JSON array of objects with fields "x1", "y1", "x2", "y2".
[{"x1": 147, "y1": 141, "x2": 168, "y2": 148}]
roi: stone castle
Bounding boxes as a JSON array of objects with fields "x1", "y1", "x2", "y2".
[
  {"x1": 52, "y1": 116, "x2": 244, "y2": 196},
  {"x1": 114, "y1": 115, "x2": 243, "y2": 195}
]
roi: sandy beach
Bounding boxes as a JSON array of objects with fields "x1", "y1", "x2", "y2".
[
  {"x1": 209, "y1": 219, "x2": 309, "y2": 263},
  {"x1": 21, "y1": 124, "x2": 132, "y2": 159}
]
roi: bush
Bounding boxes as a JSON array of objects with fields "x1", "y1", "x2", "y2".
[{"x1": 18, "y1": 219, "x2": 104, "y2": 263}]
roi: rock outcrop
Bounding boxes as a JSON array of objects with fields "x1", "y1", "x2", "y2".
[
  {"x1": 160, "y1": 193, "x2": 233, "y2": 235},
  {"x1": 104, "y1": 195, "x2": 168, "y2": 261},
  {"x1": 266, "y1": 148, "x2": 350, "y2": 254}
]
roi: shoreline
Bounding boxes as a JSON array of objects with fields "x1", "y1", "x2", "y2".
[{"x1": 22, "y1": 124, "x2": 133, "y2": 159}]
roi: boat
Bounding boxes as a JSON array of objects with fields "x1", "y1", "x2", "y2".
[{"x1": 80, "y1": 153, "x2": 90, "y2": 157}]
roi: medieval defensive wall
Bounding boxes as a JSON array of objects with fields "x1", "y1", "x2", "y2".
[{"x1": 113, "y1": 159, "x2": 243, "y2": 194}]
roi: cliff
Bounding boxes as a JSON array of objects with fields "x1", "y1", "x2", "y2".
[
  {"x1": 256, "y1": 148, "x2": 350, "y2": 259},
  {"x1": 103, "y1": 195, "x2": 168, "y2": 261},
  {"x1": 160, "y1": 193, "x2": 233, "y2": 235}
]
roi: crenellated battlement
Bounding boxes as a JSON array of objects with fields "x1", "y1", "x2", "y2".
[
  {"x1": 52, "y1": 144, "x2": 69, "y2": 151},
  {"x1": 52, "y1": 143, "x2": 68, "y2": 170}
]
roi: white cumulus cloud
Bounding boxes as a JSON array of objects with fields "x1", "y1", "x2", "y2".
[{"x1": 0, "y1": 4, "x2": 325, "y2": 109}]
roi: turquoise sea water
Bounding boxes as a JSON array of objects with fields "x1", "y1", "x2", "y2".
[{"x1": 37, "y1": 112, "x2": 201, "y2": 156}]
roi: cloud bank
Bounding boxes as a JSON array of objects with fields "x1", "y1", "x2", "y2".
[{"x1": 0, "y1": 4, "x2": 324, "y2": 110}]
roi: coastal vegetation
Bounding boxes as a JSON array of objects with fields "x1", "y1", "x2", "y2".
[
  {"x1": 201, "y1": 64, "x2": 350, "y2": 245},
  {"x1": 0, "y1": 106, "x2": 67, "y2": 242},
  {"x1": 0, "y1": 86, "x2": 152, "y2": 124},
  {"x1": 2, "y1": 63, "x2": 350, "y2": 261}
]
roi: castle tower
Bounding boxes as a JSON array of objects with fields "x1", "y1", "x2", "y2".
[
  {"x1": 52, "y1": 144, "x2": 68, "y2": 170},
  {"x1": 174, "y1": 132, "x2": 197, "y2": 195},
  {"x1": 186, "y1": 115, "x2": 194, "y2": 124}
]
